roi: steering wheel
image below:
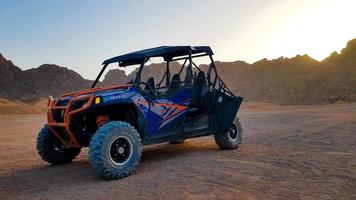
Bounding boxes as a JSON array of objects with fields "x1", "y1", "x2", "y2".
[{"x1": 137, "y1": 82, "x2": 156, "y2": 96}]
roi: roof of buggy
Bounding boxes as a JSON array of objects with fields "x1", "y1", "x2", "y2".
[{"x1": 102, "y1": 46, "x2": 213, "y2": 66}]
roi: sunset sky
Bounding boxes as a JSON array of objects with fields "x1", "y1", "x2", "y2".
[{"x1": 0, "y1": 0, "x2": 355, "y2": 79}]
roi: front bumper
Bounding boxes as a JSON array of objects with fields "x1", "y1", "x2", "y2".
[{"x1": 47, "y1": 85, "x2": 131, "y2": 147}]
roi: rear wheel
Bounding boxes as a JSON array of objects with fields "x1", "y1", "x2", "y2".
[
  {"x1": 89, "y1": 121, "x2": 142, "y2": 180},
  {"x1": 214, "y1": 121, "x2": 243, "y2": 150},
  {"x1": 36, "y1": 125, "x2": 81, "y2": 164}
]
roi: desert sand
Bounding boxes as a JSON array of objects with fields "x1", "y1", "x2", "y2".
[{"x1": 0, "y1": 103, "x2": 355, "y2": 200}]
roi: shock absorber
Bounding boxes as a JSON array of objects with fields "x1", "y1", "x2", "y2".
[{"x1": 96, "y1": 115, "x2": 109, "y2": 127}]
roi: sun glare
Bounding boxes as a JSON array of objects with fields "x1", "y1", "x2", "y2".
[
  {"x1": 222, "y1": 0, "x2": 356, "y2": 63},
  {"x1": 263, "y1": 0, "x2": 356, "y2": 61}
]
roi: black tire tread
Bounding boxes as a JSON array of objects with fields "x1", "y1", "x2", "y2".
[
  {"x1": 36, "y1": 125, "x2": 81, "y2": 165},
  {"x1": 214, "y1": 121, "x2": 243, "y2": 150}
]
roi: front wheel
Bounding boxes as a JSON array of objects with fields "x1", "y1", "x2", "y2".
[
  {"x1": 214, "y1": 121, "x2": 243, "y2": 150},
  {"x1": 88, "y1": 121, "x2": 142, "y2": 180},
  {"x1": 36, "y1": 125, "x2": 81, "y2": 164}
]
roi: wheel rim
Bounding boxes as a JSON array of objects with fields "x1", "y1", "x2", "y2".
[
  {"x1": 228, "y1": 124, "x2": 238, "y2": 140},
  {"x1": 109, "y1": 135, "x2": 133, "y2": 166}
]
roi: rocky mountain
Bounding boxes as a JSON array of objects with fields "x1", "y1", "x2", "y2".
[
  {"x1": 1, "y1": 38, "x2": 355, "y2": 104},
  {"x1": 0, "y1": 54, "x2": 91, "y2": 101},
  {"x1": 22, "y1": 64, "x2": 91, "y2": 98},
  {"x1": 107, "y1": 39, "x2": 355, "y2": 104},
  {"x1": 236, "y1": 39, "x2": 356, "y2": 104},
  {"x1": 0, "y1": 53, "x2": 33, "y2": 101},
  {"x1": 101, "y1": 69, "x2": 129, "y2": 86}
]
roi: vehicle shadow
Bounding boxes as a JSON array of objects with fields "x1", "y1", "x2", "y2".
[
  {"x1": 141, "y1": 140, "x2": 219, "y2": 163},
  {"x1": 0, "y1": 140, "x2": 220, "y2": 198}
]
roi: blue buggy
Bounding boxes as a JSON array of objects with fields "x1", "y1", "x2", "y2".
[{"x1": 37, "y1": 46, "x2": 243, "y2": 179}]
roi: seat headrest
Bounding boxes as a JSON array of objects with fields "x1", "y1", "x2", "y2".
[
  {"x1": 171, "y1": 74, "x2": 181, "y2": 82},
  {"x1": 169, "y1": 74, "x2": 181, "y2": 91},
  {"x1": 145, "y1": 77, "x2": 155, "y2": 90},
  {"x1": 197, "y1": 71, "x2": 205, "y2": 78},
  {"x1": 194, "y1": 71, "x2": 206, "y2": 84},
  {"x1": 147, "y1": 77, "x2": 155, "y2": 85}
]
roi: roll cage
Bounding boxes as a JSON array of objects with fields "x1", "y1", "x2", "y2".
[{"x1": 92, "y1": 46, "x2": 235, "y2": 97}]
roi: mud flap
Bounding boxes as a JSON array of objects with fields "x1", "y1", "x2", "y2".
[{"x1": 209, "y1": 90, "x2": 243, "y2": 133}]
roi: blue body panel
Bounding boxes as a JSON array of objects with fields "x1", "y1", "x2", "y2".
[{"x1": 60, "y1": 86, "x2": 193, "y2": 137}]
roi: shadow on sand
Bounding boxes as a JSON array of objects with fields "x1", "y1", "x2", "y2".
[{"x1": 0, "y1": 141, "x2": 219, "y2": 198}]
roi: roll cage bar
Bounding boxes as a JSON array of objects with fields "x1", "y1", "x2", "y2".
[{"x1": 91, "y1": 46, "x2": 235, "y2": 97}]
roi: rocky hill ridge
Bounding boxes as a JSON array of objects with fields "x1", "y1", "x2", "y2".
[{"x1": 1, "y1": 38, "x2": 355, "y2": 104}]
